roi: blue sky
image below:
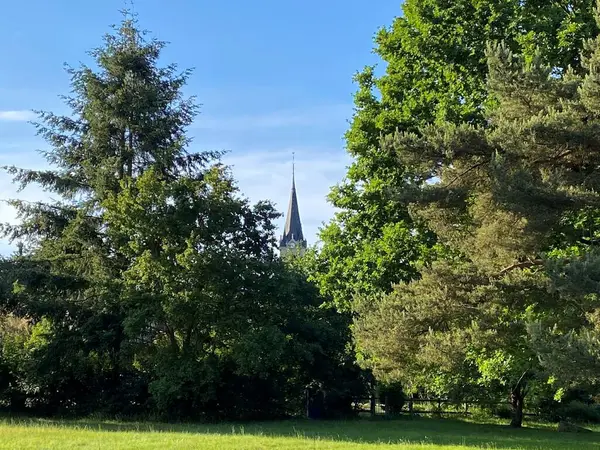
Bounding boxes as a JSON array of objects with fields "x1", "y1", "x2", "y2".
[{"x1": 0, "y1": 0, "x2": 401, "y2": 253}]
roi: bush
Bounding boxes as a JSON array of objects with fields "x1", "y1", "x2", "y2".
[
  {"x1": 491, "y1": 404, "x2": 513, "y2": 419},
  {"x1": 377, "y1": 381, "x2": 406, "y2": 415},
  {"x1": 558, "y1": 401, "x2": 600, "y2": 424},
  {"x1": 529, "y1": 387, "x2": 597, "y2": 422}
]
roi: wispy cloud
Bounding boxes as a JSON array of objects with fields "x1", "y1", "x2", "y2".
[
  {"x1": 0, "y1": 134, "x2": 353, "y2": 255},
  {"x1": 0, "y1": 110, "x2": 35, "y2": 122},
  {"x1": 194, "y1": 104, "x2": 351, "y2": 132}
]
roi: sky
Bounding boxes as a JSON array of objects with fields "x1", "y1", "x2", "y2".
[{"x1": 0, "y1": 0, "x2": 401, "y2": 254}]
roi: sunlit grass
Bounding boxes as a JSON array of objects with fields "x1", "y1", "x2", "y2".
[{"x1": 1, "y1": 416, "x2": 598, "y2": 449}]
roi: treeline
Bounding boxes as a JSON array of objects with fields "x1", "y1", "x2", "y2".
[
  {"x1": 4, "y1": 2, "x2": 600, "y2": 427},
  {"x1": 0, "y1": 15, "x2": 365, "y2": 420},
  {"x1": 308, "y1": 0, "x2": 600, "y2": 429}
]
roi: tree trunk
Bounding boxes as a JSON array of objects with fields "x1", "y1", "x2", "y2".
[
  {"x1": 127, "y1": 131, "x2": 134, "y2": 178},
  {"x1": 9, "y1": 389, "x2": 26, "y2": 412},
  {"x1": 510, "y1": 388, "x2": 524, "y2": 428},
  {"x1": 370, "y1": 392, "x2": 376, "y2": 417},
  {"x1": 118, "y1": 130, "x2": 126, "y2": 181}
]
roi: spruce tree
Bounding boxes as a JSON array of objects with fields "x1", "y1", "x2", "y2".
[
  {"x1": 1, "y1": 12, "x2": 359, "y2": 418},
  {"x1": 0, "y1": 11, "x2": 223, "y2": 414}
]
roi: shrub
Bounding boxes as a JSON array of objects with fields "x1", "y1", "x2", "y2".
[
  {"x1": 558, "y1": 401, "x2": 600, "y2": 423},
  {"x1": 491, "y1": 404, "x2": 513, "y2": 419},
  {"x1": 377, "y1": 381, "x2": 406, "y2": 415}
]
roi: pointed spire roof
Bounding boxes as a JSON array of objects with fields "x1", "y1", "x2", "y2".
[{"x1": 281, "y1": 154, "x2": 305, "y2": 247}]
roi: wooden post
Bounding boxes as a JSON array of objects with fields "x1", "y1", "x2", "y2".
[
  {"x1": 370, "y1": 393, "x2": 376, "y2": 418},
  {"x1": 305, "y1": 389, "x2": 310, "y2": 419},
  {"x1": 408, "y1": 398, "x2": 414, "y2": 416}
]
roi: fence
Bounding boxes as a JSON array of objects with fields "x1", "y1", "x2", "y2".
[{"x1": 351, "y1": 396, "x2": 538, "y2": 418}]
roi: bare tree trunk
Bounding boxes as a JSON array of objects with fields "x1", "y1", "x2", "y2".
[
  {"x1": 370, "y1": 391, "x2": 376, "y2": 417},
  {"x1": 127, "y1": 131, "x2": 134, "y2": 178},
  {"x1": 118, "y1": 130, "x2": 126, "y2": 181},
  {"x1": 510, "y1": 388, "x2": 524, "y2": 428}
]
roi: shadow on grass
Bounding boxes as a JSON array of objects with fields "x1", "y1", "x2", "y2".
[{"x1": 2, "y1": 415, "x2": 599, "y2": 449}]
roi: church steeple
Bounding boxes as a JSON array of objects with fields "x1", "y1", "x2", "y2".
[{"x1": 280, "y1": 154, "x2": 307, "y2": 256}]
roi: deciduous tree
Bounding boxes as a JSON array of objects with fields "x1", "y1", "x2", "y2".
[
  {"x1": 355, "y1": 26, "x2": 600, "y2": 427},
  {"x1": 314, "y1": 0, "x2": 598, "y2": 311}
]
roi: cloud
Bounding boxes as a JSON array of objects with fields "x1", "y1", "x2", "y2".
[
  {"x1": 0, "y1": 110, "x2": 35, "y2": 122},
  {"x1": 194, "y1": 104, "x2": 351, "y2": 132},
  {"x1": 0, "y1": 135, "x2": 353, "y2": 255}
]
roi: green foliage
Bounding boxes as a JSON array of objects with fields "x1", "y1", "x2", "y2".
[
  {"x1": 558, "y1": 401, "x2": 600, "y2": 424},
  {"x1": 103, "y1": 168, "x2": 355, "y2": 418},
  {"x1": 313, "y1": 0, "x2": 599, "y2": 313},
  {"x1": 0, "y1": 12, "x2": 362, "y2": 420},
  {"x1": 354, "y1": 19, "x2": 600, "y2": 427},
  {"x1": 0, "y1": 314, "x2": 29, "y2": 411}
]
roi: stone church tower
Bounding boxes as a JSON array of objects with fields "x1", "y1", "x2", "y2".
[{"x1": 280, "y1": 158, "x2": 307, "y2": 257}]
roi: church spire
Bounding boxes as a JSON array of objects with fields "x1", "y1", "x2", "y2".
[{"x1": 280, "y1": 153, "x2": 307, "y2": 255}]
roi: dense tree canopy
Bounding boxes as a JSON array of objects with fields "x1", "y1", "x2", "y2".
[
  {"x1": 0, "y1": 13, "x2": 360, "y2": 419},
  {"x1": 312, "y1": 0, "x2": 599, "y2": 311},
  {"x1": 355, "y1": 27, "x2": 600, "y2": 427},
  {"x1": 3, "y1": 2, "x2": 600, "y2": 427}
]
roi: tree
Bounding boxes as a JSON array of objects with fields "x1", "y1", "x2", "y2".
[
  {"x1": 0, "y1": 12, "x2": 201, "y2": 414},
  {"x1": 101, "y1": 167, "x2": 354, "y2": 418},
  {"x1": 355, "y1": 27, "x2": 600, "y2": 427},
  {"x1": 313, "y1": 0, "x2": 598, "y2": 311},
  {"x1": 0, "y1": 12, "x2": 361, "y2": 419},
  {"x1": 0, "y1": 312, "x2": 30, "y2": 412}
]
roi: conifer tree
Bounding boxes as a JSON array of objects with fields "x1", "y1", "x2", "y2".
[
  {"x1": 0, "y1": 12, "x2": 202, "y2": 412},
  {"x1": 0, "y1": 12, "x2": 359, "y2": 418},
  {"x1": 313, "y1": 0, "x2": 598, "y2": 312},
  {"x1": 355, "y1": 14, "x2": 600, "y2": 427}
]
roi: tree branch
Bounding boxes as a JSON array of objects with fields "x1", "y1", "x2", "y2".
[
  {"x1": 513, "y1": 368, "x2": 531, "y2": 394},
  {"x1": 444, "y1": 160, "x2": 487, "y2": 188},
  {"x1": 531, "y1": 148, "x2": 574, "y2": 166},
  {"x1": 499, "y1": 259, "x2": 544, "y2": 276}
]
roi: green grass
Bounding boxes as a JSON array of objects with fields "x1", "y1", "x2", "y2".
[{"x1": 0, "y1": 416, "x2": 598, "y2": 449}]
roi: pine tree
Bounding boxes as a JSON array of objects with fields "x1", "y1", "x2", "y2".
[
  {"x1": 313, "y1": 0, "x2": 599, "y2": 312},
  {"x1": 354, "y1": 18, "x2": 600, "y2": 427}
]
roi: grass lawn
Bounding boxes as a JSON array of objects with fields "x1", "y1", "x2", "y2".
[{"x1": 0, "y1": 416, "x2": 599, "y2": 449}]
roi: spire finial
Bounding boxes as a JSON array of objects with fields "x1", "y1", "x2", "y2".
[{"x1": 292, "y1": 152, "x2": 295, "y2": 185}]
